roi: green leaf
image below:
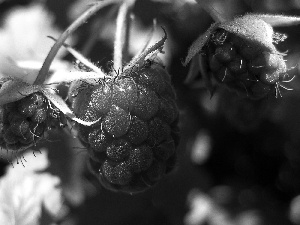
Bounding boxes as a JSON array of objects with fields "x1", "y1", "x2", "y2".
[
  {"x1": 219, "y1": 14, "x2": 276, "y2": 53},
  {"x1": 46, "y1": 71, "x2": 109, "y2": 84}
]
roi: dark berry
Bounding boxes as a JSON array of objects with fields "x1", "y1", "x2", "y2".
[
  {"x1": 106, "y1": 139, "x2": 131, "y2": 161},
  {"x1": 0, "y1": 92, "x2": 63, "y2": 151},
  {"x1": 103, "y1": 105, "x2": 131, "y2": 137},
  {"x1": 205, "y1": 28, "x2": 287, "y2": 98},
  {"x1": 101, "y1": 160, "x2": 133, "y2": 185},
  {"x1": 72, "y1": 63, "x2": 179, "y2": 193}
]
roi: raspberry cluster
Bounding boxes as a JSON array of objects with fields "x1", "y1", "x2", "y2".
[
  {"x1": 204, "y1": 28, "x2": 287, "y2": 99},
  {"x1": 71, "y1": 62, "x2": 179, "y2": 193},
  {"x1": 0, "y1": 92, "x2": 61, "y2": 151}
]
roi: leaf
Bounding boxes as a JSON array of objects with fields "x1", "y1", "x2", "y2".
[
  {"x1": 46, "y1": 71, "x2": 110, "y2": 84},
  {"x1": 0, "y1": 78, "x2": 42, "y2": 105},
  {"x1": 183, "y1": 23, "x2": 220, "y2": 66},
  {"x1": 219, "y1": 15, "x2": 276, "y2": 52},
  {"x1": 0, "y1": 55, "x2": 39, "y2": 84},
  {"x1": 254, "y1": 14, "x2": 300, "y2": 27},
  {"x1": 41, "y1": 88, "x2": 100, "y2": 126}
]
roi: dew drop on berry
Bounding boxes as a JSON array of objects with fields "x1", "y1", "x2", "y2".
[
  {"x1": 132, "y1": 86, "x2": 159, "y2": 120},
  {"x1": 138, "y1": 67, "x2": 166, "y2": 94},
  {"x1": 88, "y1": 129, "x2": 109, "y2": 152},
  {"x1": 112, "y1": 78, "x2": 137, "y2": 111},
  {"x1": 31, "y1": 107, "x2": 47, "y2": 123},
  {"x1": 18, "y1": 100, "x2": 38, "y2": 117},
  {"x1": 126, "y1": 116, "x2": 148, "y2": 145},
  {"x1": 106, "y1": 139, "x2": 131, "y2": 162},
  {"x1": 103, "y1": 105, "x2": 131, "y2": 137},
  {"x1": 127, "y1": 145, "x2": 153, "y2": 173},
  {"x1": 90, "y1": 83, "x2": 112, "y2": 115},
  {"x1": 101, "y1": 160, "x2": 133, "y2": 185}
]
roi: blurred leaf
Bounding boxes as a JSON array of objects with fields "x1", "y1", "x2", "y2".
[{"x1": 0, "y1": 78, "x2": 41, "y2": 105}]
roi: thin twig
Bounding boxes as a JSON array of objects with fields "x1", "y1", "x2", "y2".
[
  {"x1": 123, "y1": 27, "x2": 167, "y2": 73},
  {"x1": 34, "y1": 1, "x2": 115, "y2": 85},
  {"x1": 47, "y1": 36, "x2": 109, "y2": 77}
]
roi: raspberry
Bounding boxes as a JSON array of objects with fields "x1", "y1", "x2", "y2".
[
  {"x1": 0, "y1": 92, "x2": 63, "y2": 151},
  {"x1": 204, "y1": 28, "x2": 287, "y2": 99},
  {"x1": 71, "y1": 63, "x2": 179, "y2": 193}
]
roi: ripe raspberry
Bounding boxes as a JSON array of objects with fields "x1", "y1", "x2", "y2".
[
  {"x1": 204, "y1": 28, "x2": 287, "y2": 99},
  {"x1": 71, "y1": 62, "x2": 179, "y2": 193},
  {"x1": 0, "y1": 92, "x2": 63, "y2": 151}
]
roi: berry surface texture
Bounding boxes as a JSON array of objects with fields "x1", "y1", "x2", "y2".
[
  {"x1": 0, "y1": 92, "x2": 60, "y2": 151},
  {"x1": 71, "y1": 62, "x2": 179, "y2": 193}
]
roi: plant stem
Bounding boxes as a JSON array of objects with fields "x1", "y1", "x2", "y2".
[
  {"x1": 113, "y1": 0, "x2": 135, "y2": 73},
  {"x1": 34, "y1": 1, "x2": 115, "y2": 85}
]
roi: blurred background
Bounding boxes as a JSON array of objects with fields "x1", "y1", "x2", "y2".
[{"x1": 1, "y1": 0, "x2": 300, "y2": 224}]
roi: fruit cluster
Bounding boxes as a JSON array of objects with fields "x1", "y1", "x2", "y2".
[
  {"x1": 0, "y1": 92, "x2": 62, "y2": 151},
  {"x1": 71, "y1": 62, "x2": 179, "y2": 193},
  {"x1": 204, "y1": 28, "x2": 287, "y2": 99}
]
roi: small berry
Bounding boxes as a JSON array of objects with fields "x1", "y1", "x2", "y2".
[
  {"x1": 0, "y1": 92, "x2": 64, "y2": 151},
  {"x1": 204, "y1": 28, "x2": 287, "y2": 98},
  {"x1": 184, "y1": 14, "x2": 297, "y2": 99}
]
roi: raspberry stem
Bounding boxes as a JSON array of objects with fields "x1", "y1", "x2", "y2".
[
  {"x1": 34, "y1": 1, "x2": 116, "y2": 85},
  {"x1": 47, "y1": 36, "x2": 110, "y2": 78},
  {"x1": 123, "y1": 27, "x2": 167, "y2": 74},
  {"x1": 113, "y1": 0, "x2": 136, "y2": 73}
]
